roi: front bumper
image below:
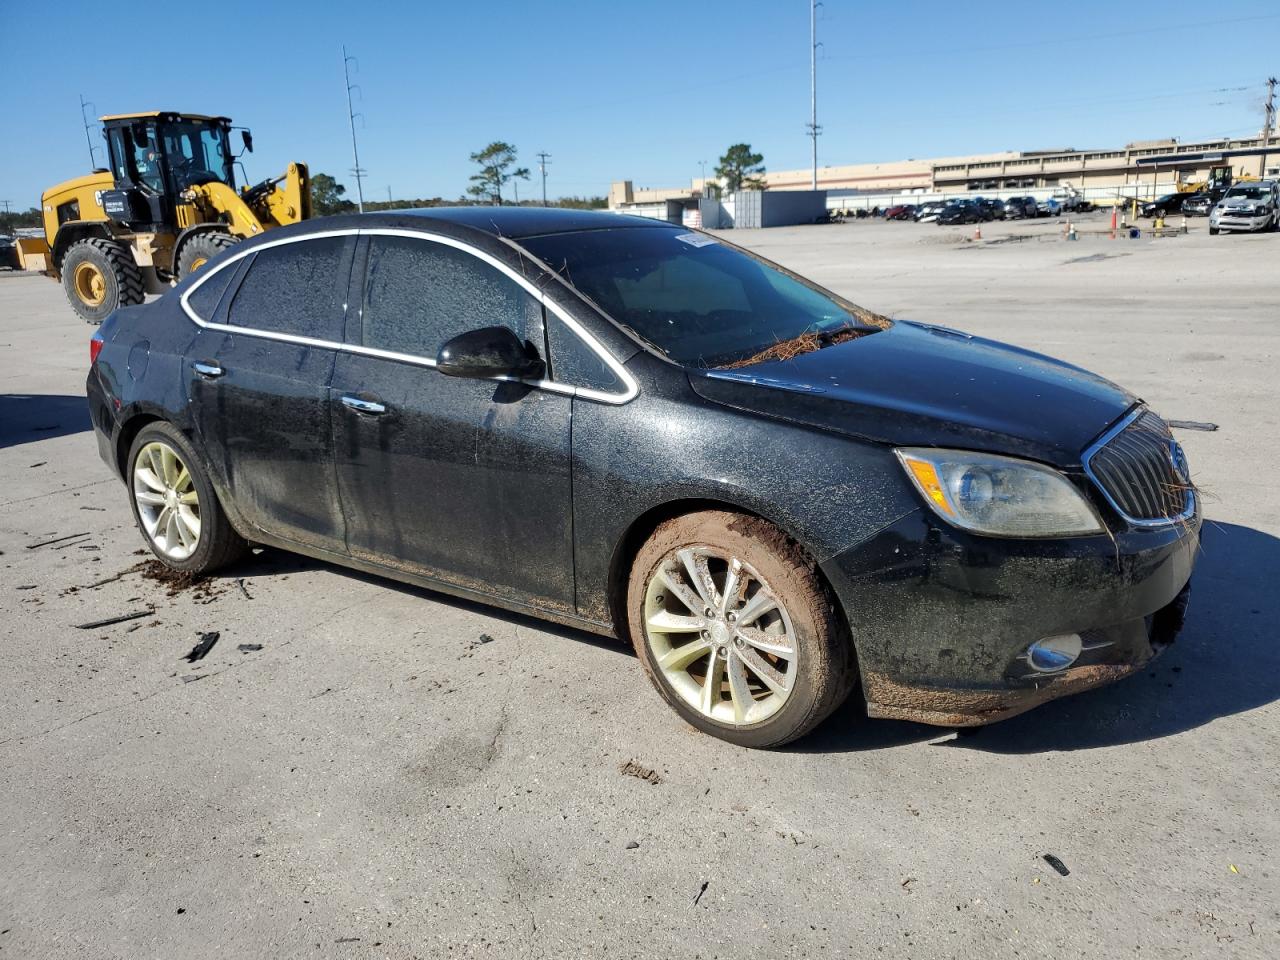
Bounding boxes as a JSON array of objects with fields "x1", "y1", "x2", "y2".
[
  {"x1": 822, "y1": 509, "x2": 1199, "y2": 726},
  {"x1": 1210, "y1": 210, "x2": 1271, "y2": 232}
]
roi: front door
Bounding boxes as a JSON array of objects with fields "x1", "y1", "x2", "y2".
[
  {"x1": 187, "y1": 234, "x2": 356, "y2": 553},
  {"x1": 330, "y1": 233, "x2": 575, "y2": 611}
]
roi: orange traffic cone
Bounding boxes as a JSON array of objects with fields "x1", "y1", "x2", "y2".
[{"x1": 974, "y1": 225, "x2": 982, "y2": 240}]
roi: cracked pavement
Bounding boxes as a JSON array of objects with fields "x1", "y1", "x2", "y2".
[{"x1": 2, "y1": 215, "x2": 1278, "y2": 958}]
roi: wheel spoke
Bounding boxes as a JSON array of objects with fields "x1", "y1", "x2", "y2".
[
  {"x1": 699, "y1": 648, "x2": 724, "y2": 714},
  {"x1": 135, "y1": 489, "x2": 166, "y2": 506},
  {"x1": 136, "y1": 466, "x2": 165, "y2": 493},
  {"x1": 735, "y1": 626, "x2": 795, "y2": 659},
  {"x1": 166, "y1": 510, "x2": 183, "y2": 550},
  {"x1": 736, "y1": 589, "x2": 778, "y2": 627},
  {"x1": 657, "y1": 636, "x2": 713, "y2": 672},
  {"x1": 177, "y1": 504, "x2": 201, "y2": 544},
  {"x1": 677, "y1": 548, "x2": 717, "y2": 609},
  {"x1": 161, "y1": 447, "x2": 179, "y2": 487},
  {"x1": 720, "y1": 559, "x2": 743, "y2": 615},
  {"x1": 737, "y1": 644, "x2": 792, "y2": 695},
  {"x1": 154, "y1": 505, "x2": 173, "y2": 542},
  {"x1": 178, "y1": 490, "x2": 199, "y2": 506},
  {"x1": 647, "y1": 609, "x2": 706, "y2": 634},
  {"x1": 659, "y1": 565, "x2": 703, "y2": 615},
  {"x1": 726, "y1": 654, "x2": 753, "y2": 723},
  {"x1": 173, "y1": 466, "x2": 191, "y2": 493}
]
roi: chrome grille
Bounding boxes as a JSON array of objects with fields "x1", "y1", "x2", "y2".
[{"x1": 1084, "y1": 409, "x2": 1194, "y2": 526}]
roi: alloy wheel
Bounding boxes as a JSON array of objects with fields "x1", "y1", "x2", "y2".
[
  {"x1": 132, "y1": 441, "x2": 201, "y2": 560},
  {"x1": 644, "y1": 547, "x2": 798, "y2": 725}
]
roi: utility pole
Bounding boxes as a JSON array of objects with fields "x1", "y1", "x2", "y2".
[
  {"x1": 387, "y1": 185, "x2": 393, "y2": 204},
  {"x1": 342, "y1": 45, "x2": 367, "y2": 213},
  {"x1": 79, "y1": 95, "x2": 100, "y2": 169},
  {"x1": 1262, "y1": 76, "x2": 1278, "y2": 178},
  {"x1": 808, "y1": 0, "x2": 823, "y2": 190},
  {"x1": 699, "y1": 159, "x2": 706, "y2": 193},
  {"x1": 536, "y1": 152, "x2": 551, "y2": 206}
]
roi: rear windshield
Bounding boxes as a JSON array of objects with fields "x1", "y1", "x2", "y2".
[{"x1": 521, "y1": 228, "x2": 888, "y2": 369}]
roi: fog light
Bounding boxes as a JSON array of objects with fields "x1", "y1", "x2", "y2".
[{"x1": 1026, "y1": 634, "x2": 1083, "y2": 673}]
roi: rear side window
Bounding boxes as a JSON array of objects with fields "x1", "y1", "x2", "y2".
[
  {"x1": 360, "y1": 236, "x2": 543, "y2": 358},
  {"x1": 186, "y1": 263, "x2": 238, "y2": 322},
  {"x1": 226, "y1": 236, "x2": 349, "y2": 341}
]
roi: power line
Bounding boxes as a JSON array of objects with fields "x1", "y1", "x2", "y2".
[
  {"x1": 342, "y1": 45, "x2": 367, "y2": 213},
  {"x1": 537, "y1": 152, "x2": 552, "y2": 206}
]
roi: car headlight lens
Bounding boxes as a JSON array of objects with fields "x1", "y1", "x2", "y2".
[{"x1": 896, "y1": 448, "x2": 1104, "y2": 538}]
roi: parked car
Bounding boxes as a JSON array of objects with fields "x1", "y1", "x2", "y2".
[
  {"x1": 1209, "y1": 181, "x2": 1279, "y2": 234},
  {"x1": 937, "y1": 200, "x2": 981, "y2": 225},
  {"x1": 884, "y1": 204, "x2": 917, "y2": 221},
  {"x1": 969, "y1": 198, "x2": 996, "y2": 221},
  {"x1": 87, "y1": 208, "x2": 1200, "y2": 747},
  {"x1": 1003, "y1": 197, "x2": 1038, "y2": 219},
  {"x1": 979, "y1": 198, "x2": 1007, "y2": 220},
  {"x1": 914, "y1": 200, "x2": 948, "y2": 223},
  {"x1": 1180, "y1": 191, "x2": 1220, "y2": 217},
  {"x1": 1037, "y1": 198, "x2": 1063, "y2": 217},
  {"x1": 1140, "y1": 193, "x2": 1188, "y2": 220}
]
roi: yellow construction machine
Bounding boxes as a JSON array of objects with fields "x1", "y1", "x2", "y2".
[{"x1": 16, "y1": 111, "x2": 311, "y2": 322}]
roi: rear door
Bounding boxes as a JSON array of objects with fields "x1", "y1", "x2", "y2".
[
  {"x1": 186, "y1": 233, "x2": 356, "y2": 553},
  {"x1": 330, "y1": 232, "x2": 575, "y2": 609}
]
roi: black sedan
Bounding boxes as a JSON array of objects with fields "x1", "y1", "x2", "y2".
[
  {"x1": 937, "y1": 200, "x2": 982, "y2": 224},
  {"x1": 87, "y1": 208, "x2": 1199, "y2": 747},
  {"x1": 1141, "y1": 193, "x2": 1187, "y2": 219}
]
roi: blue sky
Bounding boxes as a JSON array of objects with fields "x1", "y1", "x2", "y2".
[{"x1": 2, "y1": 0, "x2": 1277, "y2": 208}]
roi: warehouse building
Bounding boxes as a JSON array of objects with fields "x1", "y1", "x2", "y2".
[{"x1": 611, "y1": 132, "x2": 1280, "y2": 219}]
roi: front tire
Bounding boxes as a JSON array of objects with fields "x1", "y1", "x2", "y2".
[
  {"x1": 60, "y1": 238, "x2": 144, "y2": 324},
  {"x1": 626, "y1": 511, "x2": 856, "y2": 748},
  {"x1": 176, "y1": 232, "x2": 238, "y2": 276},
  {"x1": 127, "y1": 422, "x2": 247, "y2": 574},
  {"x1": 1209, "y1": 226, "x2": 1219, "y2": 235}
]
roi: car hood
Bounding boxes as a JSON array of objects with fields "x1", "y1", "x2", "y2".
[{"x1": 687, "y1": 321, "x2": 1135, "y2": 466}]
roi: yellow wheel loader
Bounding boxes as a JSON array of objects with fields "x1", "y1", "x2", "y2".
[{"x1": 16, "y1": 111, "x2": 310, "y2": 322}]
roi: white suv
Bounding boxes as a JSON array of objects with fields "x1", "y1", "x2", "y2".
[{"x1": 1209, "y1": 181, "x2": 1279, "y2": 234}]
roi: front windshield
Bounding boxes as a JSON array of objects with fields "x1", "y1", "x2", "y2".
[
  {"x1": 521, "y1": 228, "x2": 889, "y2": 369},
  {"x1": 1225, "y1": 185, "x2": 1269, "y2": 200},
  {"x1": 159, "y1": 120, "x2": 233, "y2": 188}
]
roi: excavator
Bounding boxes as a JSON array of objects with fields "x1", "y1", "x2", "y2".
[{"x1": 14, "y1": 111, "x2": 311, "y2": 322}]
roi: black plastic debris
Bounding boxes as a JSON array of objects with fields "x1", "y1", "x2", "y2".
[
  {"x1": 27, "y1": 532, "x2": 91, "y2": 550},
  {"x1": 184, "y1": 631, "x2": 220, "y2": 662},
  {"x1": 626, "y1": 841, "x2": 640, "y2": 850},
  {"x1": 75, "y1": 609, "x2": 151, "y2": 629},
  {"x1": 1167, "y1": 419, "x2": 1218, "y2": 432},
  {"x1": 1043, "y1": 853, "x2": 1070, "y2": 876},
  {"x1": 477, "y1": 633, "x2": 495, "y2": 644},
  {"x1": 693, "y1": 880, "x2": 710, "y2": 905},
  {"x1": 237, "y1": 643, "x2": 264, "y2": 653}
]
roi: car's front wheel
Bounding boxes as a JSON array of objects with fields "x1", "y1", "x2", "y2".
[
  {"x1": 127, "y1": 422, "x2": 248, "y2": 574},
  {"x1": 627, "y1": 511, "x2": 856, "y2": 748}
]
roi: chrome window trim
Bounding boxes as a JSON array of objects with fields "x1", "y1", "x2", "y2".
[
  {"x1": 178, "y1": 226, "x2": 638, "y2": 405},
  {"x1": 1081, "y1": 406, "x2": 1196, "y2": 529}
]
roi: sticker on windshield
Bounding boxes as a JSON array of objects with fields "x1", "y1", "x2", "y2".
[{"x1": 674, "y1": 232, "x2": 717, "y2": 248}]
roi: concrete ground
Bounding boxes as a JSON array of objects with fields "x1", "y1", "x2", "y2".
[{"x1": 1, "y1": 214, "x2": 1276, "y2": 959}]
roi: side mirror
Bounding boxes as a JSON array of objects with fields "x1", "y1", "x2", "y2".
[
  {"x1": 436, "y1": 326, "x2": 543, "y2": 380},
  {"x1": 241, "y1": 130, "x2": 254, "y2": 153}
]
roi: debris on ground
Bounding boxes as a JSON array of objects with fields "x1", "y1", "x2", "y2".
[
  {"x1": 477, "y1": 633, "x2": 495, "y2": 644},
  {"x1": 140, "y1": 560, "x2": 225, "y2": 603},
  {"x1": 181, "y1": 675, "x2": 207, "y2": 684},
  {"x1": 26, "y1": 532, "x2": 91, "y2": 550},
  {"x1": 17, "y1": 585, "x2": 37, "y2": 591},
  {"x1": 1043, "y1": 854, "x2": 1070, "y2": 877},
  {"x1": 237, "y1": 578, "x2": 253, "y2": 600},
  {"x1": 184, "y1": 631, "x2": 220, "y2": 662},
  {"x1": 693, "y1": 880, "x2": 710, "y2": 906},
  {"x1": 620, "y1": 760, "x2": 663, "y2": 785},
  {"x1": 625, "y1": 841, "x2": 640, "y2": 849},
  {"x1": 237, "y1": 643, "x2": 264, "y2": 653},
  {"x1": 1167, "y1": 419, "x2": 1219, "y2": 432},
  {"x1": 901, "y1": 877, "x2": 916, "y2": 891},
  {"x1": 75, "y1": 609, "x2": 153, "y2": 630}
]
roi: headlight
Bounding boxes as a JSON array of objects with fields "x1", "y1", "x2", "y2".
[{"x1": 896, "y1": 448, "x2": 1104, "y2": 538}]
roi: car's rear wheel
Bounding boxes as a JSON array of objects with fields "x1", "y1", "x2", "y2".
[
  {"x1": 127, "y1": 422, "x2": 247, "y2": 574},
  {"x1": 626, "y1": 511, "x2": 856, "y2": 748}
]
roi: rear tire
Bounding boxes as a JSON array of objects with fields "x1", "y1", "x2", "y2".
[
  {"x1": 60, "y1": 238, "x2": 144, "y2": 324},
  {"x1": 127, "y1": 422, "x2": 248, "y2": 575},
  {"x1": 176, "y1": 232, "x2": 238, "y2": 276},
  {"x1": 626, "y1": 510, "x2": 856, "y2": 748}
]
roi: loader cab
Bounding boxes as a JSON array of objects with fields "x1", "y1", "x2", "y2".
[{"x1": 101, "y1": 112, "x2": 236, "y2": 228}]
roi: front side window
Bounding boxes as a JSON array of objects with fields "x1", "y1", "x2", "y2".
[
  {"x1": 158, "y1": 120, "x2": 232, "y2": 188},
  {"x1": 360, "y1": 236, "x2": 543, "y2": 359},
  {"x1": 521, "y1": 228, "x2": 888, "y2": 369},
  {"x1": 226, "y1": 236, "x2": 349, "y2": 341}
]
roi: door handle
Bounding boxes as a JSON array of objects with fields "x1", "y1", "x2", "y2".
[
  {"x1": 341, "y1": 395, "x2": 388, "y2": 416},
  {"x1": 193, "y1": 361, "x2": 224, "y2": 379}
]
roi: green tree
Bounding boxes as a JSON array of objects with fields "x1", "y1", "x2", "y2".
[
  {"x1": 0, "y1": 206, "x2": 42, "y2": 234},
  {"x1": 310, "y1": 173, "x2": 357, "y2": 216},
  {"x1": 714, "y1": 144, "x2": 766, "y2": 193},
  {"x1": 466, "y1": 142, "x2": 527, "y2": 205}
]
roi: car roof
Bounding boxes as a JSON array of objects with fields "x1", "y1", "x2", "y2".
[{"x1": 370, "y1": 206, "x2": 672, "y2": 239}]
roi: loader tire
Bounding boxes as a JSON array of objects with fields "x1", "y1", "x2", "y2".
[
  {"x1": 61, "y1": 238, "x2": 144, "y2": 324},
  {"x1": 176, "y1": 232, "x2": 238, "y2": 277}
]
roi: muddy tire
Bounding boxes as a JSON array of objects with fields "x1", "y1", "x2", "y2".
[
  {"x1": 626, "y1": 510, "x2": 856, "y2": 748},
  {"x1": 127, "y1": 422, "x2": 248, "y2": 575},
  {"x1": 176, "y1": 232, "x2": 238, "y2": 277},
  {"x1": 61, "y1": 238, "x2": 144, "y2": 324}
]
